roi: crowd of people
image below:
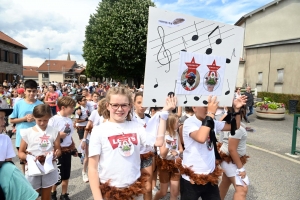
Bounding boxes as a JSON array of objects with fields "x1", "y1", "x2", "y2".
[{"x1": 0, "y1": 79, "x2": 251, "y2": 200}]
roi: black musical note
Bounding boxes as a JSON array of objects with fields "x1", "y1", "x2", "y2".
[
  {"x1": 225, "y1": 79, "x2": 230, "y2": 95},
  {"x1": 226, "y1": 48, "x2": 236, "y2": 64},
  {"x1": 184, "y1": 95, "x2": 188, "y2": 104},
  {"x1": 157, "y1": 26, "x2": 172, "y2": 73},
  {"x1": 181, "y1": 37, "x2": 188, "y2": 52},
  {"x1": 191, "y1": 21, "x2": 199, "y2": 41},
  {"x1": 152, "y1": 99, "x2": 157, "y2": 103},
  {"x1": 206, "y1": 26, "x2": 222, "y2": 55},
  {"x1": 203, "y1": 100, "x2": 208, "y2": 105},
  {"x1": 154, "y1": 78, "x2": 158, "y2": 88},
  {"x1": 194, "y1": 95, "x2": 202, "y2": 101},
  {"x1": 167, "y1": 80, "x2": 177, "y2": 97}
]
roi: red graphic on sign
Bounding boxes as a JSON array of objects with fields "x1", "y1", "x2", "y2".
[
  {"x1": 207, "y1": 60, "x2": 220, "y2": 77},
  {"x1": 108, "y1": 133, "x2": 138, "y2": 149}
]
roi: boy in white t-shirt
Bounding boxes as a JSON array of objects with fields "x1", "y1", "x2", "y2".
[
  {"x1": 87, "y1": 92, "x2": 100, "y2": 112},
  {"x1": 49, "y1": 96, "x2": 78, "y2": 200},
  {"x1": 75, "y1": 96, "x2": 92, "y2": 141},
  {"x1": 178, "y1": 96, "x2": 246, "y2": 200}
]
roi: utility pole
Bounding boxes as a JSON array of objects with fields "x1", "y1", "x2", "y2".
[{"x1": 46, "y1": 48, "x2": 53, "y2": 83}]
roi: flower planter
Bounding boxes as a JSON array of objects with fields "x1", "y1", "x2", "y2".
[{"x1": 255, "y1": 107, "x2": 285, "y2": 119}]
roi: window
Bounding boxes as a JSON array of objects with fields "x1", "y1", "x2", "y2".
[
  {"x1": 42, "y1": 73, "x2": 49, "y2": 78},
  {"x1": 258, "y1": 72, "x2": 263, "y2": 83},
  {"x1": 277, "y1": 69, "x2": 284, "y2": 83},
  {"x1": 4, "y1": 50, "x2": 8, "y2": 62},
  {"x1": 14, "y1": 53, "x2": 19, "y2": 64}
]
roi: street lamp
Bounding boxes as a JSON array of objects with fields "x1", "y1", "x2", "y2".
[{"x1": 46, "y1": 48, "x2": 53, "y2": 83}]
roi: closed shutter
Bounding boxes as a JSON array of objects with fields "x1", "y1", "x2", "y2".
[
  {"x1": 10, "y1": 52, "x2": 14, "y2": 63},
  {"x1": 1, "y1": 50, "x2": 4, "y2": 61},
  {"x1": 17, "y1": 53, "x2": 20, "y2": 64}
]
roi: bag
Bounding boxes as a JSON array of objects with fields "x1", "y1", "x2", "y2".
[{"x1": 0, "y1": 161, "x2": 14, "y2": 200}]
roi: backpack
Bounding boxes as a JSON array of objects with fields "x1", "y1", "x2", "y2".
[{"x1": 0, "y1": 161, "x2": 14, "y2": 200}]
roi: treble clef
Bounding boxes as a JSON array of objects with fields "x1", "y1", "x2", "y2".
[{"x1": 157, "y1": 26, "x2": 172, "y2": 73}]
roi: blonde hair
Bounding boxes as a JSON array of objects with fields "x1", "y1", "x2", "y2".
[
  {"x1": 33, "y1": 104, "x2": 52, "y2": 118},
  {"x1": 166, "y1": 113, "x2": 179, "y2": 137},
  {"x1": 97, "y1": 98, "x2": 107, "y2": 117},
  {"x1": 102, "y1": 87, "x2": 133, "y2": 121}
]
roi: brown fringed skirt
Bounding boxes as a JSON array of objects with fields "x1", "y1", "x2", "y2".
[
  {"x1": 140, "y1": 151, "x2": 154, "y2": 160},
  {"x1": 174, "y1": 158, "x2": 223, "y2": 185},
  {"x1": 100, "y1": 172, "x2": 149, "y2": 200},
  {"x1": 156, "y1": 156, "x2": 178, "y2": 173},
  {"x1": 61, "y1": 142, "x2": 76, "y2": 153},
  {"x1": 219, "y1": 151, "x2": 249, "y2": 165}
]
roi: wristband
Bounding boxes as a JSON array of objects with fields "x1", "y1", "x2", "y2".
[
  {"x1": 207, "y1": 112, "x2": 215, "y2": 115},
  {"x1": 159, "y1": 111, "x2": 169, "y2": 121},
  {"x1": 237, "y1": 167, "x2": 245, "y2": 172},
  {"x1": 202, "y1": 116, "x2": 215, "y2": 130},
  {"x1": 82, "y1": 139, "x2": 86, "y2": 142}
]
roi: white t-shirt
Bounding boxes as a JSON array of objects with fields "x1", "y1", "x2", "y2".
[
  {"x1": 89, "y1": 121, "x2": 147, "y2": 188},
  {"x1": 87, "y1": 110, "x2": 104, "y2": 140},
  {"x1": 132, "y1": 112, "x2": 151, "y2": 154},
  {"x1": 20, "y1": 126, "x2": 58, "y2": 156},
  {"x1": 182, "y1": 115, "x2": 225, "y2": 181},
  {"x1": 75, "y1": 105, "x2": 91, "y2": 126},
  {"x1": 159, "y1": 132, "x2": 179, "y2": 160},
  {"x1": 87, "y1": 101, "x2": 98, "y2": 111},
  {"x1": 48, "y1": 113, "x2": 74, "y2": 147},
  {"x1": 220, "y1": 127, "x2": 247, "y2": 157},
  {"x1": 0, "y1": 134, "x2": 16, "y2": 161}
]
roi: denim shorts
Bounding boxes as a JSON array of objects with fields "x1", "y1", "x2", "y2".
[{"x1": 140, "y1": 156, "x2": 153, "y2": 169}]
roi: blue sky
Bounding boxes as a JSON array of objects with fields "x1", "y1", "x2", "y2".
[{"x1": 0, "y1": 0, "x2": 272, "y2": 67}]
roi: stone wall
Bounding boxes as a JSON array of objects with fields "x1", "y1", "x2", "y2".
[{"x1": 0, "y1": 41, "x2": 23, "y2": 75}]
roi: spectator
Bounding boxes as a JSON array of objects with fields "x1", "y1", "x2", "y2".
[
  {"x1": 243, "y1": 86, "x2": 254, "y2": 123},
  {"x1": 235, "y1": 87, "x2": 242, "y2": 99}
]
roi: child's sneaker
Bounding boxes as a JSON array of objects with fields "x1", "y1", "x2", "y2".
[
  {"x1": 51, "y1": 191, "x2": 57, "y2": 200},
  {"x1": 59, "y1": 193, "x2": 70, "y2": 200}
]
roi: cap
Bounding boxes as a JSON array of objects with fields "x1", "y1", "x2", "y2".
[
  {"x1": 17, "y1": 88, "x2": 25, "y2": 94},
  {"x1": 185, "y1": 72, "x2": 196, "y2": 79},
  {"x1": 0, "y1": 97, "x2": 13, "y2": 116}
]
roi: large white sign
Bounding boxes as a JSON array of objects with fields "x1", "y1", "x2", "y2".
[{"x1": 143, "y1": 7, "x2": 244, "y2": 107}]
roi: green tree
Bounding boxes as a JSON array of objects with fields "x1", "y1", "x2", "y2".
[{"x1": 83, "y1": 0, "x2": 155, "y2": 84}]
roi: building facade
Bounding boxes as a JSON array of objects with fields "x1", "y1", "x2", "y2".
[
  {"x1": 235, "y1": 0, "x2": 300, "y2": 94},
  {"x1": 0, "y1": 31, "x2": 27, "y2": 84},
  {"x1": 23, "y1": 66, "x2": 38, "y2": 82}
]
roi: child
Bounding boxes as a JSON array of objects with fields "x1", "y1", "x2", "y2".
[
  {"x1": 0, "y1": 102, "x2": 39, "y2": 200},
  {"x1": 81, "y1": 98, "x2": 107, "y2": 183},
  {"x1": 48, "y1": 96, "x2": 78, "y2": 200},
  {"x1": 133, "y1": 92, "x2": 153, "y2": 200},
  {"x1": 219, "y1": 107, "x2": 249, "y2": 200},
  {"x1": 75, "y1": 95, "x2": 92, "y2": 141},
  {"x1": 87, "y1": 92, "x2": 100, "y2": 111},
  {"x1": 88, "y1": 87, "x2": 176, "y2": 200},
  {"x1": 9, "y1": 79, "x2": 43, "y2": 173},
  {"x1": 44, "y1": 84, "x2": 59, "y2": 116},
  {"x1": 18, "y1": 104, "x2": 61, "y2": 200},
  {"x1": 14, "y1": 88, "x2": 25, "y2": 106},
  {"x1": 177, "y1": 95, "x2": 246, "y2": 200},
  {"x1": 154, "y1": 113, "x2": 183, "y2": 200}
]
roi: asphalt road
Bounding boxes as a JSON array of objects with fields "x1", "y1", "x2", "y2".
[{"x1": 10, "y1": 112, "x2": 300, "y2": 200}]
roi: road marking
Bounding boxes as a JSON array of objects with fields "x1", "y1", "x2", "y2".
[{"x1": 247, "y1": 144, "x2": 300, "y2": 165}]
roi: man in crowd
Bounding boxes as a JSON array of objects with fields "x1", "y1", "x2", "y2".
[{"x1": 244, "y1": 86, "x2": 254, "y2": 123}]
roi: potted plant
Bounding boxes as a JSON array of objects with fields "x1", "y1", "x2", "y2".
[
  {"x1": 205, "y1": 76, "x2": 218, "y2": 92},
  {"x1": 254, "y1": 97, "x2": 285, "y2": 119}
]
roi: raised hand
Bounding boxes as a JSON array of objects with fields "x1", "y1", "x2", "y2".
[
  {"x1": 162, "y1": 95, "x2": 177, "y2": 112},
  {"x1": 207, "y1": 96, "x2": 218, "y2": 114},
  {"x1": 233, "y1": 95, "x2": 247, "y2": 111}
]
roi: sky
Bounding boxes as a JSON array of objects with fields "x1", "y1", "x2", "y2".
[{"x1": 0, "y1": 0, "x2": 272, "y2": 67}]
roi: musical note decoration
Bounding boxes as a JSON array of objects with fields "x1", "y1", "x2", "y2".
[
  {"x1": 154, "y1": 78, "x2": 158, "y2": 88},
  {"x1": 152, "y1": 99, "x2": 157, "y2": 103},
  {"x1": 203, "y1": 100, "x2": 208, "y2": 105},
  {"x1": 226, "y1": 48, "x2": 236, "y2": 64},
  {"x1": 181, "y1": 37, "x2": 188, "y2": 52},
  {"x1": 191, "y1": 21, "x2": 199, "y2": 41},
  {"x1": 157, "y1": 26, "x2": 172, "y2": 73},
  {"x1": 206, "y1": 26, "x2": 222, "y2": 55},
  {"x1": 184, "y1": 95, "x2": 188, "y2": 104},
  {"x1": 167, "y1": 79, "x2": 177, "y2": 97},
  {"x1": 225, "y1": 79, "x2": 230, "y2": 95},
  {"x1": 194, "y1": 95, "x2": 202, "y2": 101}
]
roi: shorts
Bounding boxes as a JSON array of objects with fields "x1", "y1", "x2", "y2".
[
  {"x1": 86, "y1": 139, "x2": 90, "y2": 145},
  {"x1": 56, "y1": 152, "x2": 72, "y2": 185},
  {"x1": 77, "y1": 127, "x2": 85, "y2": 140},
  {"x1": 140, "y1": 156, "x2": 153, "y2": 169},
  {"x1": 26, "y1": 169, "x2": 58, "y2": 190},
  {"x1": 158, "y1": 167, "x2": 180, "y2": 183},
  {"x1": 16, "y1": 147, "x2": 25, "y2": 165},
  {"x1": 220, "y1": 160, "x2": 238, "y2": 177}
]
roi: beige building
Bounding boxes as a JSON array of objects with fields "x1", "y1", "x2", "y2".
[
  {"x1": 235, "y1": 0, "x2": 300, "y2": 94},
  {"x1": 36, "y1": 54, "x2": 85, "y2": 86}
]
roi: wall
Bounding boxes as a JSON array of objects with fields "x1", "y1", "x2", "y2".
[
  {"x1": 0, "y1": 42, "x2": 23, "y2": 75},
  {"x1": 50, "y1": 73, "x2": 63, "y2": 83},
  {"x1": 244, "y1": 0, "x2": 300, "y2": 46},
  {"x1": 236, "y1": 62, "x2": 245, "y2": 87}
]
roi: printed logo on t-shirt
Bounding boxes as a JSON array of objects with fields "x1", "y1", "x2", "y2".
[
  {"x1": 170, "y1": 139, "x2": 177, "y2": 150},
  {"x1": 39, "y1": 133, "x2": 51, "y2": 152},
  {"x1": 63, "y1": 123, "x2": 71, "y2": 135},
  {"x1": 94, "y1": 104, "x2": 97, "y2": 110},
  {"x1": 206, "y1": 136, "x2": 213, "y2": 151},
  {"x1": 108, "y1": 133, "x2": 138, "y2": 157},
  {"x1": 86, "y1": 109, "x2": 90, "y2": 116}
]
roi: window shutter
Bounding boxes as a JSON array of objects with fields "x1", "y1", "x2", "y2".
[
  {"x1": 1, "y1": 50, "x2": 5, "y2": 61},
  {"x1": 17, "y1": 53, "x2": 20, "y2": 64}
]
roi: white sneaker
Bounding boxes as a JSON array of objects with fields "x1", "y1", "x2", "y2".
[{"x1": 82, "y1": 171, "x2": 89, "y2": 183}]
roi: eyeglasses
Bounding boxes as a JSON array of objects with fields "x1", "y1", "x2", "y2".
[{"x1": 109, "y1": 103, "x2": 130, "y2": 110}]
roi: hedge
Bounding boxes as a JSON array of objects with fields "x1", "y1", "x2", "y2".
[{"x1": 257, "y1": 92, "x2": 300, "y2": 112}]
